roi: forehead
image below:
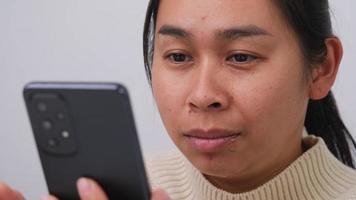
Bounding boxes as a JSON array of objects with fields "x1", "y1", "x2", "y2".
[{"x1": 156, "y1": 0, "x2": 288, "y2": 36}]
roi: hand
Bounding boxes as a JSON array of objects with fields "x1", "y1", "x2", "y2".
[
  {"x1": 41, "y1": 177, "x2": 171, "y2": 200},
  {"x1": 151, "y1": 188, "x2": 171, "y2": 200},
  {"x1": 41, "y1": 178, "x2": 108, "y2": 200},
  {"x1": 0, "y1": 181, "x2": 25, "y2": 200}
]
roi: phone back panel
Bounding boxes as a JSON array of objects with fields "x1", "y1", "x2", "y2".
[{"x1": 23, "y1": 82, "x2": 150, "y2": 200}]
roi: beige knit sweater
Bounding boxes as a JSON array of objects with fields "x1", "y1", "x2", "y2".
[{"x1": 146, "y1": 136, "x2": 356, "y2": 200}]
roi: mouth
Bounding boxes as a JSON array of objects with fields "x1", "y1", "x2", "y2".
[{"x1": 183, "y1": 128, "x2": 241, "y2": 152}]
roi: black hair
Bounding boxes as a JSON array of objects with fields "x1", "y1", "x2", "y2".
[{"x1": 143, "y1": 0, "x2": 356, "y2": 168}]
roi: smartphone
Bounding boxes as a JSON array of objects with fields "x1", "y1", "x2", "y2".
[{"x1": 23, "y1": 82, "x2": 150, "y2": 200}]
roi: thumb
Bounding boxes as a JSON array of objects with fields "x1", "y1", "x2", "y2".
[
  {"x1": 151, "y1": 188, "x2": 171, "y2": 200},
  {"x1": 76, "y1": 178, "x2": 108, "y2": 200}
]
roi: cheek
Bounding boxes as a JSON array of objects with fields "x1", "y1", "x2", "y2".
[
  {"x1": 151, "y1": 62, "x2": 185, "y2": 135},
  {"x1": 234, "y1": 63, "x2": 308, "y2": 136}
]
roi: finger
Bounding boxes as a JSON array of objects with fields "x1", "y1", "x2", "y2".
[
  {"x1": 40, "y1": 194, "x2": 58, "y2": 200},
  {"x1": 0, "y1": 182, "x2": 23, "y2": 200},
  {"x1": 13, "y1": 190, "x2": 25, "y2": 200},
  {"x1": 77, "y1": 177, "x2": 108, "y2": 200},
  {"x1": 151, "y1": 188, "x2": 171, "y2": 200},
  {"x1": 0, "y1": 182, "x2": 13, "y2": 197}
]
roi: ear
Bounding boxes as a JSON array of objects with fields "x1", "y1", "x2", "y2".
[{"x1": 309, "y1": 37, "x2": 343, "y2": 100}]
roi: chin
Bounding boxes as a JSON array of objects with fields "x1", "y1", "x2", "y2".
[{"x1": 183, "y1": 148, "x2": 246, "y2": 178}]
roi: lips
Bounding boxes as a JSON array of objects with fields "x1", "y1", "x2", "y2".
[{"x1": 183, "y1": 128, "x2": 241, "y2": 152}]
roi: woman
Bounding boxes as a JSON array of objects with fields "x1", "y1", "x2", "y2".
[{"x1": 1, "y1": 0, "x2": 356, "y2": 199}]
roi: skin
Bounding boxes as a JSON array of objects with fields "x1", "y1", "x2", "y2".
[
  {"x1": 0, "y1": 0, "x2": 343, "y2": 198},
  {"x1": 151, "y1": 0, "x2": 342, "y2": 193},
  {"x1": 0, "y1": 178, "x2": 171, "y2": 200},
  {"x1": 0, "y1": 182, "x2": 25, "y2": 200}
]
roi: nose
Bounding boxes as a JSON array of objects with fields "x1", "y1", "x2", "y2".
[{"x1": 187, "y1": 67, "x2": 230, "y2": 112}]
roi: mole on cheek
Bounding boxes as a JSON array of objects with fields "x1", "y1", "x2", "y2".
[{"x1": 201, "y1": 16, "x2": 207, "y2": 21}]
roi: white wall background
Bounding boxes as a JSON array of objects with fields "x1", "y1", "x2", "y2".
[{"x1": 0, "y1": 0, "x2": 354, "y2": 199}]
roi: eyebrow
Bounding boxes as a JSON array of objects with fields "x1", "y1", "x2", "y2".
[
  {"x1": 157, "y1": 24, "x2": 272, "y2": 40},
  {"x1": 216, "y1": 25, "x2": 272, "y2": 40},
  {"x1": 158, "y1": 25, "x2": 193, "y2": 38}
]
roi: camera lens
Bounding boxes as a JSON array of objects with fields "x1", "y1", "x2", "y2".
[
  {"x1": 41, "y1": 120, "x2": 53, "y2": 131},
  {"x1": 37, "y1": 102, "x2": 47, "y2": 112},
  {"x1": 57, "y1": 113, "x2": 65, "y2": 120},
  {"x1": 48, "y1": 138, "x2": 58, "y2": 147}
]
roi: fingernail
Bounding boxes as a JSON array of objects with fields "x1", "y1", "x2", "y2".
[{"x1": 77, "y1": 178, "x2": 92, "y2": 196}]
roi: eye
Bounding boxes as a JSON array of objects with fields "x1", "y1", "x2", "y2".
[
  {"x1": 166, "y1": 53, "x2": 193, "y2": 63},
  {"x1": 226, "y1": 53, "x2": 257, "y2": 64}
]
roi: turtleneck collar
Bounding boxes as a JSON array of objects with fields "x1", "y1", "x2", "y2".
[{"x1": 187, "y1": 135, "x2": 356, "y2": 200}]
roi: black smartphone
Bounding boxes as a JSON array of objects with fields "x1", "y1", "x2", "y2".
[{"x1": 23, "y1": 82, "x2": 150, "y2": 200}]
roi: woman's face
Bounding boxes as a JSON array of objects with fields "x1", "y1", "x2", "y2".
[{"x1": 151, "y1": 0, "x2": 310, "y2": 190}]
